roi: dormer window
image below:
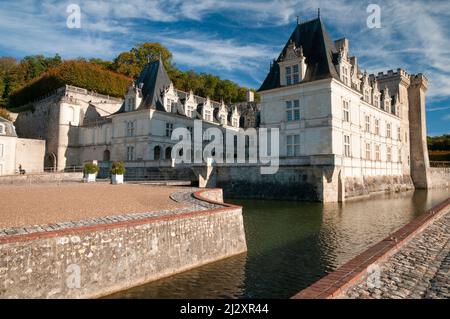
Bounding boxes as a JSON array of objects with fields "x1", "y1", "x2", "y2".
[
  {"x1": 204, "y1": 110, "x2": 212, "y2": 122},
  {"x1": 0, "y1": 124, "x2": 5, "y2": 135},
  {"x1": 342, "y1": 67, "x2": 349, "y2": 86},
  {"x1": 125, "y1": 97, "x2": 135, "y2": 112},
  {"x1": 221, "y1": 115, "x2": 227, "y2": 125},
  {"x1": 364, "y1": 89, "x2": 370, "y2": 103},
  {"x1": 186, "y1": 105, "x2": 193, "y2": 117},
  {"x1": 232, "y1": 118, "x2": 239, "y2": 127},
  {"x1": 171, "y1": 101, "x2": 178, "y2": 113},
  {"x1": 374, "y1": 97, "x2": 379, "y2": 108}
]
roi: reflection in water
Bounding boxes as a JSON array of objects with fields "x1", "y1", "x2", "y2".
[{"x1": 108, "y1": 189, "x2": 449, "y2": 299}]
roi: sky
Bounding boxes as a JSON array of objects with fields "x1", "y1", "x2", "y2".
[{"x1": 0, "y1": 0, "x2": 449, "y2": 136}]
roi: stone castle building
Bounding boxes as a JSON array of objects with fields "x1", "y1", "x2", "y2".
[
  {"x1": 14, "y1": 60, "x2": 243, "y2": 174},
  {"x1": 10, "y1": 17, "x2": 433, "y2": 202}
]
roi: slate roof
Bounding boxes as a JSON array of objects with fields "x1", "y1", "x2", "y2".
[
  {"x1": 115, "y1": 59, "x2": 171, "y2": 114},
  {"x1": 258, "y1": 17, "x2": 340, "y2": 92}
]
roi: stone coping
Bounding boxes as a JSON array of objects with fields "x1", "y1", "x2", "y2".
[
  {"x1": 0, "y1": 188, "x2": 240, "y2": 245},
  {"x1": 292, "y1": 197, "x2": 450, "y2": 299}
]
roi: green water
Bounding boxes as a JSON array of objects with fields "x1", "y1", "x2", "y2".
[{"x1": 109, "y1": 189, "x2": 450, "y2": 299}]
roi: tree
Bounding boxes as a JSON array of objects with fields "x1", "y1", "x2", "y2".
[{"x1": 112, "y1": 42, "x2": 174, "y2": 78}]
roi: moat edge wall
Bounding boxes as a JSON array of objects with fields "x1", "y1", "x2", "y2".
[{"x1": 0, "y1": 189, "x2": 247, "y2": 298}]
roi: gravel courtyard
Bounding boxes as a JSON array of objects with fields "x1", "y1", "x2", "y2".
[{"x1": 0, "y1": 183, "x2": 187, "y2": 228}]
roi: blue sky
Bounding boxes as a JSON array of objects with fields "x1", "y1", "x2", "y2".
[{"x1": 0, "y1": 0, "x2": 449, "y2": 135}]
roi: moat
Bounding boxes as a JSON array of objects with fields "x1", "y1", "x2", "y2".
[{"x1": 108, "y1": 189, "x2": 450, "y2": 299}]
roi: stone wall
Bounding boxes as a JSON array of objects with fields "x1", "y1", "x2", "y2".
[
  {"x1": 215, "y1": 165, "x2": 325, "y2": 201},
  {"x1": 344, "y1": 175, "x2": 414, "y2": 199},
  {"x1": 0, "y1": 136, "x2": 17, "y2": 176},
  {"x1": 429, "y1": 168, "x2": 450, "y2": 189},
  {"x1": 15, "y1": 138, "x2": 45, "y2": 174},
  {"x1": 0, "y1": 189, "x2": 247, "y2": 298},
  {"x1": 0, "y1": 172, "x2": 83, "y2": 185}
]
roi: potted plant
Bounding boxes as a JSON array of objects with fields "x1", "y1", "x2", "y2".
[
  {"x1": 110, "y1": 161, "x2": 125, "y2": 184},
  {"x1": 83, "y1": 163, "x2": 99, "y2": 183}
]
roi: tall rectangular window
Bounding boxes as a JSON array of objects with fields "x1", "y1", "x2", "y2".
[
  {"x1": 344, "y1": 135, "x2": 351, "y2": 157},
  {"x1": 287, "y1": 135, "x2": 300, "y2": 157},
  {"x1": 365, "y1": 115, "x2": 370, "y2": 133},
  {"x1": 186, "y1": 105, "x2": 192, "y2": 117},
  {"x1": 375, "y1": 119, "x2": 380, "y2": 135},
  {"x1": 126, "y1": 121, "x2": 135, "y2": 137},
  {"x1": 365, "y1": 143, "x2": 371, "y2": 160},
  {"x1": 286, "y1": 100, "x2": 300, "y2": 121},
  {"x1": 0, "y1": 144, "x2": 3, "y2": 158},
  {"x1": 285, "y1": 66, "x2": 292, "y2": 85},
  {"x1": 126, "y1": 146, "x2": 135, "y2": 161},
  {"x1": 375, "y1": 144, "x2": 380, "y2": 161},
  {"x1": 386, "y1": 123, "x2": 391, "y2": 138},
  {"x1": 343, "y1": 100, "x2": 350, "y2": 122},
  {"x1": 342, "y1": 67, "x2": 349, "y2": 85},
  {"x1": 364, "y1": 89, "x2": 370, "y2": 103},
  {"x1": 374, "y1": 98, "x2": 379, "y2": 108},
  {"x1": 204, "y1": 110, "x2": 212, "y2": 121},
  {"x1": 397, "y1": 127, "x2": 401, "y2": 141},
  {"x1": 387, "y1": 146, "x2": 392, "y2": 162},
  {"x1": 165, "y1": 123, "x2": 173, "y2": 137},
  {"x1": 171, "y1": 101, "x2": 178, "y2": 113},
  {"x1": 293, "y1": 64, "x2": 300, "y2": 84}
]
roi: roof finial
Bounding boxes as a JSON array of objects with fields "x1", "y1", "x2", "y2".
[
  {"x1": 318, "y1": 8, "x2": 320, "y2": 18},
  {"x1": 296, "y1": 15, "x2": 299, "y2": 24}
]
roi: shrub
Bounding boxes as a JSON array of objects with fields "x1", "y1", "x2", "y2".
[
  {"x1": 84, "y1": 163, "x2": 99, "y2": 174},
  {"x1": 110, "y1": 161, "x2": 126, "y2": 175}
]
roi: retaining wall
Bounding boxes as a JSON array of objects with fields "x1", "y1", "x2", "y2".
[
  {"x1": 0, "y1": 189, "x2": 247, "y2": 298},
  {"x1": 0, "y1": 172, "x2": 83, "y2": 185},
  {"x1": 429, "y1": 167, "x2": 450, "y2": 189}
]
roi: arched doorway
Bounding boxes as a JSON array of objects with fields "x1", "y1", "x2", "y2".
[
  {"x1": 103, "y1": 149, "x2": 110, "y2": 161},
  {"x1": 165, "y1": 147, "x2": 172, "y2": 160},
  {"x1": 154, "y1": 146, "x2": 161, "y2": 160},
  {"x1": 45, "y1": 153, "x2": 57, "y2": 172}
]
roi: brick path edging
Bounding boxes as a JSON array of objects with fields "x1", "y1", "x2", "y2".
[{"x1": 292, "y1": 197, "x2": 450, "y2": 299}]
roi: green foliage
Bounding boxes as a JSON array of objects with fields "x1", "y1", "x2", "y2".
[
  {"x1": 2, "y1": 42, "x2": 258, "y2": 110},
  {"x1": 0, "y1": 108, "x2": 12, "y2": 121},
  {"x1": 84, "y1": 163, "x2": 99, "y2": 174},
  {"x1": 110, "y1": 161, "x2": 126, "y2": 175},
  {"x1": 427, "y1": 134, "x2": 450, "y2": 151},
  {"x1": 112, "y1": 42, "x2": 174, "y2": 78},
  {"x1": 8, "y1": 61, "x2": 132, "y2": 108}
]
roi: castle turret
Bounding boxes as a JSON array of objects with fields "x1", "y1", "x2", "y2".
[{"x1": 408, "y1": 74, "x2": 431, "y2": 188}]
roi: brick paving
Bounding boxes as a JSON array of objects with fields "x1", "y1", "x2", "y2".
[
  {"x1": 0, "y1": 186, "x2": 223, "y2": 239},
  {"x1": 343, "y1": 207, "x2": 450, "y2": 299}
]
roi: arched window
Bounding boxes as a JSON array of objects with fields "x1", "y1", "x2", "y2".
[
  {"x1": 154, "y1": 146, "x2": 161, "y2": 160},
  {"x1": 165, "y1": 147, "x2": 172, "y2": 160},
  {"x1": 103, "y1": 149, "x2": 110, "y2": 161}
]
